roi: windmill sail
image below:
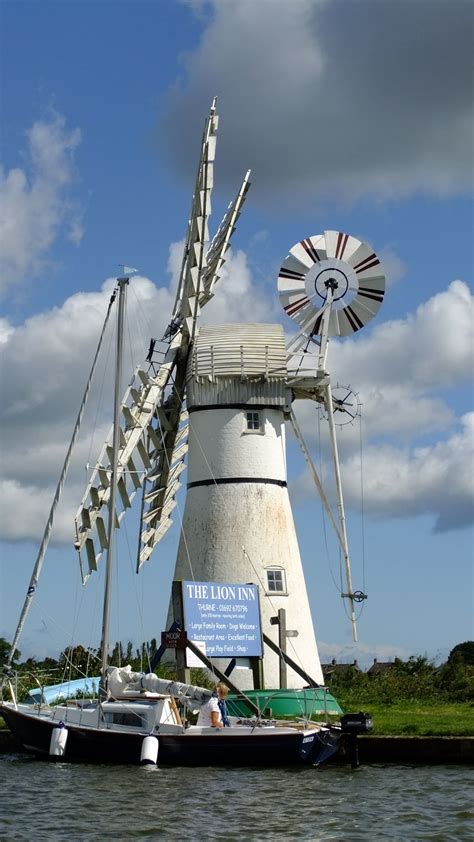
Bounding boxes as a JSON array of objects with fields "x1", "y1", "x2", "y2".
[
  {"x1": 75, "y1": 100, "x2": 252, "y2": 579},
  {"x1": 199, "y1": 169, "x2": 251, "y2": 307},
  {"x1": 74, "y1": 334, "x2": 182, "y2": 579},
  {"x1": 137, "y1": 396, "x2": 189, "y2": 569}
]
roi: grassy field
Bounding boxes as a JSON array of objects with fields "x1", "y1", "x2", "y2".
[{"x1": 338, "y1": 701, "x2": 474, "y2": 736}]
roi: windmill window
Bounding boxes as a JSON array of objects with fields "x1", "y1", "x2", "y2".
[
  {"x1": 266, "y1": 569, "x2": 286, "y2": 593},
  {"x1": 246, "y1": 411, "x2": 262, "y2": 431}
]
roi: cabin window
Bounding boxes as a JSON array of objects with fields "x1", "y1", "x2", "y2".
[
  {"x1": 104, "y1": 712, "x2": 146, "y2": 728},
  {"x1": 246, "y1": 411, "x2": 262, "y2": 432},
  {"x1": 266, "y1": 568, "x2": 286, "y2": 593}
]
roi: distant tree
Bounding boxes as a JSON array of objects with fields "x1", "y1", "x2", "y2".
[
  {"x1": 393, "y1": 655, "x2": 436, "y2": 677},
  {"x1": 439, "y1": 657, "x2": 474, "y2": 702},
  {"x1": 59, "y1": 645, "x2": 92, "y2": 680},
  {"x1": 447, "y1": 642, "x2": 474, "y2": 666},
  {"x1": 40, "y1": 656, "x2": 61, "y2": 672},
  {"x1": 0, "y1": 638, "x2": 20, "y2": 668},
  {"x1": 110, "y1": 641, "x2": 124, "y2": 666}
]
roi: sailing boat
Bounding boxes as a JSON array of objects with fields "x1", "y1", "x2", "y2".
[
  {"x1": 1, "y1": 100, "x2": 380, "y2": 766},
  {"x1": 0, "y1": 275, "x2": 345, "y2": 767}
]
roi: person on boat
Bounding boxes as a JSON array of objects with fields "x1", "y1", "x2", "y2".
[{"x1": 197, "y1": 682, "x2": 230, "y2": 728}]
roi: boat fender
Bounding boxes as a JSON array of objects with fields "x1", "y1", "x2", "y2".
[
  {"x1": 140, "y1": 735, "x2": 159, "y2": 765},
  {"x1": 49, "y1": 722, "x2": 68, "y2": 757}
]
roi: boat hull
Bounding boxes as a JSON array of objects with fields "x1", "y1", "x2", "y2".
[{"x1": 0, "y1": 704, "x2": 340, "y2": 767}]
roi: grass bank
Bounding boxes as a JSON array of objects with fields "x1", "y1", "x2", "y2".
[{"x1": 337, "y1": 701, "x2": 474, "y2": 736}]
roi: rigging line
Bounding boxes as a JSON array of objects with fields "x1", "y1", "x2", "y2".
[
  {"x1": 56, "y1": 650, "x2": 151, "y2": 729},
  {"x1": 128, "y1": 281, "x2": 155, "y2": 341},
  {"x1": 156, "y1": 380, "x2": 309, "y2": 694},
  {"x1": 359, "y1": 405, "x2": 367, "y2": 596},
  {"x1": 162, "y1": 430, "x2": 242, "y2": 684},
  {"x1": 30, "y1": 602, "x2": 102, "y2": 668},
  {"x1": 63, "y1": 559, "x2": 90, "y2": 686},
  {"x1": 241, "y1": 547, "x2": 311, "y2": 714},
  {"x1": 121, "y1": 516, "x2": 152, "y2": 673},
  {"x1": 86, "y1": 307, "x2": 115, "y2": 470},
  {"x1": 83, "y1": 560, "x2": 103, "y2": 675},
  {"x1": 125, "y1": 296, "x2": 148, "y2": 389},
  {"x1": 125, "y1": 307, "x2": 136, "y2": 385},
  {"x1": 111, "y1": 532, "x2": 122, "y2": 670},
  {"x1": 162, "y1": 378, "x2": 260, "y2": 681},
  {"x1": 4, "y1": 288, "x2": 118, "y2": 675},
  {"x1": 239, "y1": 545, "x2": 310, "y2": 698},
  {"x1": 317, "y1": 410, "x2": 343, "y2": 596}
]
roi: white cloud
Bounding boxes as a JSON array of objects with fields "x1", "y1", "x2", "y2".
[
  {"x1": 167, "y1": 238, "x2": 275, "y2": 325},
  {"x1": 0, "y1": 318, "x2": 14, "y2": 344},
  {"x1": 342, "y1": 413, "x2": 474, "y2": 533},
  {"x1": 335, "y1": 280, "x2": 473, "y2": 392},
  {"x1": 293, "y1": 280, "x2": 473, "y2": 443},
  {"x1": 0, "y1": 276, "x2": 171, "y2": 542},
  {"x1": 378, "y1": 246, "x2": 407, "y2": 288},
  {"x1": 1, "y1": 237, "x2": 471, "y2": 543},
  {"x1": 0, "y1": 479, "x2": 80, "y2": 545},
  {"x1": 290, "y1": 280, "x2": 473, "y2": 532},
  {"x1": 294, "y1": 411, "x2": 474, "y2": 532},
  {"x1": 202, "y1": 247, "x2": 277, "y2": 325},
  {"x1": 164, "y1": 0, "x2": 473, "y2": 203},
  {"x1": 0, "y1": 242, "x2": 272, "y2": 543},
  {"x1": 0, "y1": 111, "x2": 83, "y2": 293}
]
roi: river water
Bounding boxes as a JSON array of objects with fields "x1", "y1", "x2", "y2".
[{"x1": 0, "y1": 753, "x2": 472, "y2": 841}]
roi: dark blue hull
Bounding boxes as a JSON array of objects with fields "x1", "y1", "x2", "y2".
[{"x1": 1, "y1": 705, "x2": 340, "y2": 767}]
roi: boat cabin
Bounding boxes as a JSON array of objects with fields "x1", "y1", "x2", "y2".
[{"x1": 45, "y1": 695, "x2": 181, "y2": 733}]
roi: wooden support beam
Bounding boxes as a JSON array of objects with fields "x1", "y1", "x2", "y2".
[{"x1": 263, "y1": 632, "x2": 321, "y2": 688}]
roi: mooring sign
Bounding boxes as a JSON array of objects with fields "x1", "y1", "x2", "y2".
[
  {"x1": 161, "y1": 630, "x2": 188, "y2": 649},
  {"x1": 182, "y1": 581, "x2": 263, "y2": 658}
]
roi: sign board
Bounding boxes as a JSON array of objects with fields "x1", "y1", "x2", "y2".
[
  {"x1": 182, "y1": 581, "x2": 263, "y2": 658},
  {"x1": 161, "y1": 630, "x2": 188, "y2": 649},
  {"x1": 186, "y1": 639, "x2": 207, "y2": 668}
]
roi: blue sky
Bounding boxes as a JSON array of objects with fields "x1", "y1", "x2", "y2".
[{"x1": 1, "y1": 0, "x2": 473, "y2": 669}]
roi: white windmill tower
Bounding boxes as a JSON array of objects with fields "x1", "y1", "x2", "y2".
[
  {"x1": 168, "y1": 231, "x2": 385, "y2": 689},
  {"x1": 74, "y1": 102, "x2": 385, "y2": 692}
]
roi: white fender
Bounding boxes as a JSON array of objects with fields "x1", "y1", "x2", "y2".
[
  {"x1": 140, "y1": 735, "x2": 159, "y2": 765},
  {"x1": 49, "y1": 724, "x2": 68, "y2": 757}
]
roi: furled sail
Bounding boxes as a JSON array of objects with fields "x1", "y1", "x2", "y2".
[{"x1": 107, "y1": 665, "x2": 212, "y2": 706}]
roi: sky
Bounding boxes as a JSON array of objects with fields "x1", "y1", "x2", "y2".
[{"x1": 0, "y1": 0, "x2": 473, "y2": 671}]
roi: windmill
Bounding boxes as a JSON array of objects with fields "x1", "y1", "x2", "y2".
[
  {"x1": 74, "y1": 102, "x2": 385, "y2": 690},
  {"x1": 74, "y1": 99, "x2": 249, "y2": 578}
]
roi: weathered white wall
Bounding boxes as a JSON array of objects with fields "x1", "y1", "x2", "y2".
[
  {"x1": 170, "y1": 406, "x2": 324, "y2": 689},
  {"x1": 187, "y1": 408, "x2": 286, "y2": 483}
]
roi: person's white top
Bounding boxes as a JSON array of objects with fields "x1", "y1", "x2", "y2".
[{"x1": 197, "y1": 696, "x2": 222, "y2": 727}]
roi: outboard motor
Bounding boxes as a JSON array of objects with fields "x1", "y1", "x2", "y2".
[{"x1": 340, "y1": 712, "x2": 373, "y2": 768}]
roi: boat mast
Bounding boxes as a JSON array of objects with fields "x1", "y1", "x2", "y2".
[
  {"x1": 2, "y1": 288, "x2": 118, "y2": 680},
  {"x1": 100, "y1": 276, "x2": 129, "y2": 690}
]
